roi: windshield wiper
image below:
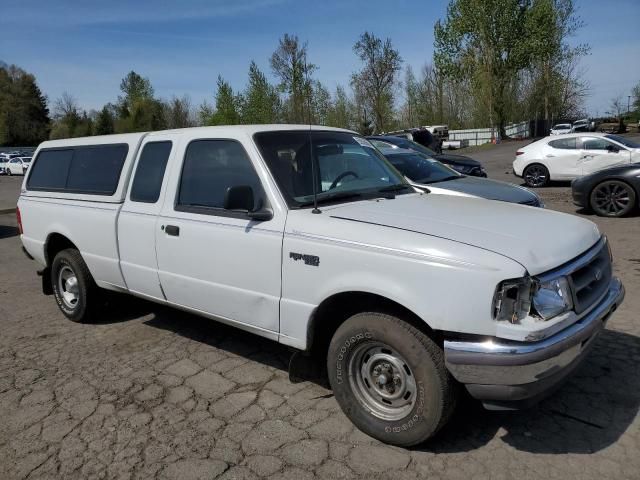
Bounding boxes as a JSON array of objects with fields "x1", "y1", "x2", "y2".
[
  {"x1": 297, "y1": 191, "x2": 363, "y2": 207},
  {"x1": 377, "y1": 184, "x2": 413, "y2": 193}
]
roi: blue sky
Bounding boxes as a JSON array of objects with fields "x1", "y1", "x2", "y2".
[{"x1": 1, "y1": 0, "x2": 638, "y2": 117}]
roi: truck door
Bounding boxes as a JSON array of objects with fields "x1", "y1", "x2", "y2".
[
  {"x1": 118, "y1": 138, "x2": 175, "y2": 300},
  {"x1": 155, "y1": 137, "x2": 284, "y2": 333}
]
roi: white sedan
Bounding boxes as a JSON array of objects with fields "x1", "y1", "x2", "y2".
[
  {"x1": 513, "y1": 133, "x2": 640, "y2": 187},
  {"x1": 1, "y1": 157, "x2": 30, "y2": 175},
  {"x1": 550, "y1": 124, "x2": 572, "y2": 135}
]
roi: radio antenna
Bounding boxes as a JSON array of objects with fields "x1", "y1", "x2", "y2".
[{"x1": 305, "y1": 58, "x2": 321, "y2": 214}]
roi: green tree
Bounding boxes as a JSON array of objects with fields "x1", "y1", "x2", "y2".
[
  {"x1": 435, "y1": 0, "x2": 534, "y2": 136},
  {"x1": 95, "y1": 105, "x2": 115, "y2": 135},
  {"x1": 0, "y1": 64, "x2": 50, "y2": 145},
  {"x1": 118, "y1": 71, "x2": 154, "y2": 112},
  {"x1": 270, "y1": 34, "x2": 316, "y2": 123},
  {"x1": 311, "y1": 81, "x2": 331, "y2": 125},
  {"x1": 351, "y1": 32, "x2": 402, "y2": 133},
  {"x1": 326, "y1": 85, "x2": 354, "y2": 130},
  {"x1": 240, "y1": 61, "x2": 280, "y2": 124},
  {"x1": 207, "y1": 76, "x2": 241, "y2": 125},
  {"x1": 631, "y1": 81, "x2": 640, "y2": 117}
]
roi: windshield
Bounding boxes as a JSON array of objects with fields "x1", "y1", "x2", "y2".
[
  {"x1": 385, "y1": 152, "x2": 461, "y2": 184},
  {"x1": 605, "y1": 134, "x2": 639, "y2": 149},
  {"x1": 254, "y1": 130, "x2": 409, "y2": 207},
  {"x1": 384, "y1": 137, "x2": 437, "y2": 156}
]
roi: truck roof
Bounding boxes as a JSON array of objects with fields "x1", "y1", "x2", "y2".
[{"x1": 38, "y1": 124, "x2": 356, "y2": 150}]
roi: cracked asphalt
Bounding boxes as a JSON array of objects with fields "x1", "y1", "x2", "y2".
[{"x1": 1, "y1": 139, "x2": 639, "y2": 479}]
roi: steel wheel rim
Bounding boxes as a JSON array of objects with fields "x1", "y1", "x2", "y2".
[
  {"x1": 593, "y1": 182, "x2": 631, "y2": 216},
  {"x1": 348, "y1": 342, "x2": 417, "y2": 421},
  {"x1": 58, "y1": 266, "x2": 79, "y2": 309},
  {"x1": 524, "y1": 166, "x2": 547, "y2": 187}
]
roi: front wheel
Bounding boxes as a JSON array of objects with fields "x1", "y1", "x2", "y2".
[
  {"x1": 523, "y1": 164, "x2": 549, "y2": 187},
  {"x1": 590, "y1": 180, "x2": 636, "y2": 217},
  {"x1": 327, "y1": 312, "x2": 457, "y2": 447}
]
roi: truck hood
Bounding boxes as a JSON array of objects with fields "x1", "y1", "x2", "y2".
[
  {"x1": 324, "y1": 194, "x2": 600, "y2": 275},
  {"x1": 434, "y1": 153, "x2": 480, "y2": 167}
]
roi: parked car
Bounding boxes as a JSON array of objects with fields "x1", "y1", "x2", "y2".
[
  {"x1": 384, "y1": 128, "x2": 442, "y2": 153},
  {"x1": 19, "y1": 157, "x2": 32, "y2": 173},
  {"x1": 380, "y1": 147, "x2": 543, "y2": 207},
  {"x1": 2, "y1": 157, "x2": 29, "y2": 175},
  {"x1": 572, "y1": 163, "x2": 640, "y2": 217},
  {"x1": 18, "y1": 126, "x2": 624, "y2": 446},
  {"x1": 513, "y1": 133, "x2": 640, "y2": 187},
  {"x1": 368, "y1": 135, "x2": 487, "y2": 177},
  {"x1": 550, "y1": 124, "x2": 572, "y2": 135}
]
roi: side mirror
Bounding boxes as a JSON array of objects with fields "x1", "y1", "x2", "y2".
[
  {"x1": 224, "y1": 185, "x2": 254, "y2": 211},
  {"x1": 224, "y1": 185, "x2": 273, "y2": 221}
]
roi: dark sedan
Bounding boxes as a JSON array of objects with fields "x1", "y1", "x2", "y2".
[
  {"x1": 380, "y1": 148, "x2": 542, "y2": 207},
  {"x1": 368, "y1": 135, "x2": 487, "y2": 177},
  {"x1": 572, "y1": 163, "x2": 640, "y2": 217}
]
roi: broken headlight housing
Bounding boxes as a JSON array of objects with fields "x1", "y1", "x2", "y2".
[
  {"x1": 493, "y1": 275, "x2": 574, "y2": 324},
  {"x1": 492, "y1": 277, "x2": 533, "y2": 324}
]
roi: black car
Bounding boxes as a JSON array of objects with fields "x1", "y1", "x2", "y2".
[
  {"x1": 381, "y1": 148, "x2": 542, "y2": 207},
  {"x1": 572, "y1": 163, "x2": 640, "y2": 217},
  {"x1": 368, "y1": 135, "x2": 487, "y2": 177}
]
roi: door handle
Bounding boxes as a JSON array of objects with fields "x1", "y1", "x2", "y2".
[
  {"x1": 164, "y1": 225, "x2": 180, "y2": 236},
  {"x1": 545, "y1": 154, "x2": 555, "y2": 158}
]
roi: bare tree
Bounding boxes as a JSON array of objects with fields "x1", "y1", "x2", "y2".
[
  {"x1": 53, "y1": 92, "x2": 79, "y2": 120},
  {"x1": 165, "y1": 95, "x2": 193, "y2": 128}
]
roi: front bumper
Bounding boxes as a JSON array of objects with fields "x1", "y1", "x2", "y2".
[{"x1": 444, "y1": 277, "x2": 624, "y2": 410}]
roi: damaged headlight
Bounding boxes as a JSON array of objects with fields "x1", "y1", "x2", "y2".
[
  {"x1": 531, "y1": 276, "x2": 573, "y2": 320},
  {"x1": 493, "y1": 277, "x2": 533, "y2": 323},
  {"x1": 493, "y1": 275, "x2": 574, "y2": 324}
]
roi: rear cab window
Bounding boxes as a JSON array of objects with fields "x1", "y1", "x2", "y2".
[{"x1": 27, "y1": 144, "x2": 129, "y2": 195}]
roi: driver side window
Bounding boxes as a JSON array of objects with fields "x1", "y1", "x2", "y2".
[{"x1": 581, "y1": 137, "x2": 613, "y2": 151}]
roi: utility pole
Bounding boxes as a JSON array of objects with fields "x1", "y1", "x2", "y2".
[{"x1": 628, "y1": 96, "x2": 631, "y2": 118}]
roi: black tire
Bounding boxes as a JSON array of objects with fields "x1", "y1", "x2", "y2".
[
  {"x1": 6, "y1": 169, "x2": 11, "y2": 176},
  {"x1": 523, "y1": 163, "x2": 549, "y2": 188},
  {"x1": 590, "y1": 180, "x2": 637, "y2": 217},
  {"x1": 327, "y1": 312, "x2": 457, "y2": 447},
  {"x1": 51, "y1": 248, "x2": 99, "y2": 323}
]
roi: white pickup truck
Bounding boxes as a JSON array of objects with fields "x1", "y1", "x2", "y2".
[{"x1": 18, "y1": 125, "x2": 624, "y2": 446}]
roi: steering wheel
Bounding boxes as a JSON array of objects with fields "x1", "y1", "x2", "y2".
[{"x1": 329, "y1": 171, "x2": 359, "y2": 190}]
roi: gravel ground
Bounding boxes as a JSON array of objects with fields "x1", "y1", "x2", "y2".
[{"x1": 0, "y1": 139, "x2": 639, "y2": 479}]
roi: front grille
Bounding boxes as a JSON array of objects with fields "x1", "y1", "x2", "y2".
[{"x1": 568, "y1": 241, "x2": 612, "y2": 314}]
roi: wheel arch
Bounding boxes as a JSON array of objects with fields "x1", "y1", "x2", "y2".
[
  {"x1": 44, "y1": 232, "x2": 80, "y2": 267},
  {"x1": 305, "y1": 290, "x2": 438, "y2": 358}
]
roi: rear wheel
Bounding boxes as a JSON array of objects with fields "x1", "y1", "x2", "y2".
[
  {"x1": 590, "y1": 180, "x2": 636, "y2": 217},
  {"x1": 6, "y1": 169, "x2": 11, "y2": 176},
  {"x1": 523, "y1": 164, "x2": 549, "y2": 187},
  {"x1": 327, "y1": 312, "x2": 457, "y2": 447},
  {"x1": 51, "y1": 249, "x2": 99, "y2": 322}
]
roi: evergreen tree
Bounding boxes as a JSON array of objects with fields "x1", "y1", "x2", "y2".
[
  {"x1": 208, "y1": 76, "x2": 241, "y2": 125},
  {"x1": 0, "y1": 64, "x2": 50, "y2": 145},
  {"x1": 95, "y1": 105, "x2": 115, "y2": 135},
  {"x1": 240, "y1": 61, "x2": 280, "y2": 124}
]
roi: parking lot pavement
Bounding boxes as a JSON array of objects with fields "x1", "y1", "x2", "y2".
[
  {"x1": 1, "y1": 145, "x2": 640, "y2": 479},
  {"x1": 0, "y1": 176, "x2": 23, "y2": 212}
]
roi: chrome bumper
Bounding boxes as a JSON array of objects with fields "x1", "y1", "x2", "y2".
[{"x1": 444, "y1": 277, "x2": 625, "y2": 409}]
